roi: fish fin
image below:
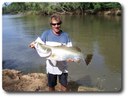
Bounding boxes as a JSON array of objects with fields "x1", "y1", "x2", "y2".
[
  {"x1": 47, "y1": 54, "x2": 57, "y2": 60},
  {"x1": 85, "y1": 54, "x2": 93, "y2": 65}
]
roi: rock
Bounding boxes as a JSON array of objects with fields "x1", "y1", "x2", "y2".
[
  {"x1": 116, "y1": 9, "x2": 121, "y2": 16},
  {"x1": 2, "y1": 69, "x2": 48, "y2": 92},
  {"x1": 78, "y1": 86, "x2": 102, "y2": 92},
  {"x1": 104, "y1": 9, "x2": 121, "y2": 16},
  {"x1": 2, "y1": 69, "x2": 101, "y2": 92},
  {"x1": 104, "y1": 11, "x2": 112, "y2": 15}
]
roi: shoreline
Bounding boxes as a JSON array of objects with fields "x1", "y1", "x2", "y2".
[
  {"x1": 8, "y1": 9, "x2": 121, "y2": 16},
  {"x1": 2, "y1": 69, "x2": 101, "y2": 92}
]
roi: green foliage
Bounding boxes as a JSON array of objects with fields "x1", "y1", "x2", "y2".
[
  {"x1": 93, "y1": 3, "x2": 102, "y2": 11},
  {"x1": 102, "y1": 2, "x2": 121, "y2": 10},
  {"x1": 2, "y1": 2, "x2": 121, "y2": 15}
]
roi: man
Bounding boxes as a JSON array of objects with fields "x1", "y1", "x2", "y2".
[{"x1": 29, "y1": 14, "x2": 73, "y2": 91}]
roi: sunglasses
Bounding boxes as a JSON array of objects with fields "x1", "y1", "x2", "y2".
[{"x1": 50, "y1": 22, "x2": 61, "y2": 26}]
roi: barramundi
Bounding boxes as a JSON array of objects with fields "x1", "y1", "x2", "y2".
[{"x1": 34, "y1": 41, "x2": 92, "y2": 65}]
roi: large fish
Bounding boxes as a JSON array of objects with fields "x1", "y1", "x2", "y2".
[{"x1": 35, "y1": 41, "x2": 93, "y2": 65}]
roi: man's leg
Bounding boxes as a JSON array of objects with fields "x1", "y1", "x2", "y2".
[
  {"x1": 47, "y1": 73, "x2": 57, "y2": 91},
  {"x1": 48, "y1": 87, "x2": 55, "y2": 91},
  {"x1": 60, "y1": 84, "x2": 67, "y2": 91},
  {"x1": 59, "y1": 73, "x2": 68, "y2": 91}
]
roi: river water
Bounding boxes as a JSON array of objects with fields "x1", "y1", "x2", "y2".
[{"x1": 2, "y1": 14, "x2": 122, "y2": 92}]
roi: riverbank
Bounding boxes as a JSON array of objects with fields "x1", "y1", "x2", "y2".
[
  {"x1": 2, "y1": 69, "x2": 101, "y2": 92},
  {"x1": 3, "y1": 2, "x2": 121, "y2": 16},
  {"x1": 18, "y1": 9, "x2": 121, "y2": 16}
]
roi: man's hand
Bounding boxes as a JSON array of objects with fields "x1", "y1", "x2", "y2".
[
  {"x1": 66, "y1": 58, "x2": 80, "y2": 63},
  {"x1": 66, "y1": 58, "x2": 74, "y2": 62}
]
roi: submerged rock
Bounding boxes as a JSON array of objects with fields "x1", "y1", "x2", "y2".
[
  {"x1": 2, "y1": 69, "x2": 101, "y2": 92},
  {"x1": 78, "y1": 86, "x2": 101, "y2": 92}
]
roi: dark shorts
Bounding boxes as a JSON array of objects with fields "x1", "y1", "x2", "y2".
[{"x1": 47, "y1": 73, "x2": 68, "y2": 87}]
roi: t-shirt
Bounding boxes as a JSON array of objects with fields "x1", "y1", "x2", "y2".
[{"x1": 40, "y1": 29, "x2": 72, "y2": 75}]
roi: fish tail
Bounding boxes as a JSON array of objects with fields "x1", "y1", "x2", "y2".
[{"x1": 85, "y1": 54, "x2": 93, "y2": 66}]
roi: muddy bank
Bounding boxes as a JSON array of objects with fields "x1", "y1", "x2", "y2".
[{"x1": 2, "y1": 69, "x2": 101, "y2": 92}]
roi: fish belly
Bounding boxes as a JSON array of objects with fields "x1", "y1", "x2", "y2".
[{"x1": 47, "y1": 50, "x2": 82, "y2": 61}]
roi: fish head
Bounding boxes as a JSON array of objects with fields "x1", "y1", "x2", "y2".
[{"x1": 36, "y1": 42, "x2": 52, "y2": 57}]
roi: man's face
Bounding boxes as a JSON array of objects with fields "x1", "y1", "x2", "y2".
[{"x1": 51, "y1": 18, "x2": 61, "y2": 33}]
